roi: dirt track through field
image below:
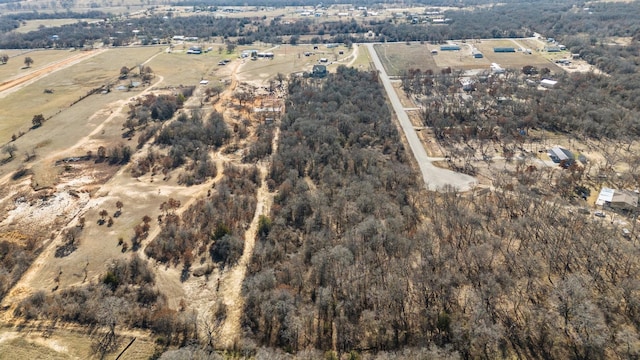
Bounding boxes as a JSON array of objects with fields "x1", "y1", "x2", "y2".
[
  {"x1": 0, "y1": 49, "x2": 105, "y2": 99},
  {"x1": 216, "y1": 128, "x2": 280, "y2": 349}
]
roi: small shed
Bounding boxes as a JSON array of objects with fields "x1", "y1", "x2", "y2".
[
  {"x1": 540, "y1": 79, "x2": 558, "y2": 88},
  {"x1": 472, "y1": 51, "x2": 483, "y2": 58}
]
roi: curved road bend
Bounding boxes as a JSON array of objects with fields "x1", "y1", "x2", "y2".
[{"x1": 365, "y1": 43, "x2": 477, "y2": 192}]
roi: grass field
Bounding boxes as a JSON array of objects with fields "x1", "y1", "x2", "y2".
[
  {"x1": 374, "y1": 43, "x2": 438, "y2": 76},
  {"x1": 0, "y1": 47, "x2": 160, "y2": 145},
  {"x1": 374, "y1": 40, "x2": 563, "y2": 75},
  {"x1": 12, "y1": 19, "x2": 98, "y2": 33},
  {"x1": 146, "y1": 45, "x2": 232, "y2": 87},
  {"x1": 0, "y1": 49, "x2": 82, "y2": 82},
  {"x1": 351, "y1": 44, "x2": 373, "y2": 70},
  {"x1": 0, "y1": 326, "x2": 157, "y2": 360}
]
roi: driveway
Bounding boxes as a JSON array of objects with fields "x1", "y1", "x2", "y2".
[{"x1": 365, "y1": 43, "x2": 477, "y2": 191}]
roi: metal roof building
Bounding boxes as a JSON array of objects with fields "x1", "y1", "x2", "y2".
[
  {"x1": 596, "y1": 188, "x2": 639, "y2": 211},
  {"x1": 548, "y1": 146, "x2": 574, "y2": 163}
]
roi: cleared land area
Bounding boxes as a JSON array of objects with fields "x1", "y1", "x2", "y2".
[
  {"x1": 12, "y1": 19, "x2": 97, "y2": 33},
  {"x1": 375, "y1": 40, "x2": 564, "y2": 75},
  {"x1": 236, "y1": 44, "x2": 354, "y2": 84},
  {"x1": 0, "y1": 49, "x2": 86, "y2": 85},
  {"x1": 374, "y1": 43, "x2": 438, "y2": 76},
  {"x1": 0, "y1": 47, "x2": 160, "y2": 143}
]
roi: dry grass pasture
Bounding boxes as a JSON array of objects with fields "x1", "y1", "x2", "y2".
[
  {"x1": 0, "y1": 49, "x2": 82, "y2": 84},
  {"x1": 12, "y1": 19, "x2": 97, "y2": 33},
  {"x1": 0, "y1": 325, "x2": 157, "y2": 359},
  {"x1": 375, "y1": 40, "x2": 565, "y2": 76},
  {"x1": 374, "y1": 43, "x2": 438, "y2": 76},
  {"x1": 0, "y1": 39, "x2": 283, "y2": 356},
  {"x1": 0, "y1": 47, "x2": 161, "y2": 144}
]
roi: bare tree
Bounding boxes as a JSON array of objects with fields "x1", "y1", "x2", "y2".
[{"x1": 2, "y1": 144, "x2": 17, "y2": 159}]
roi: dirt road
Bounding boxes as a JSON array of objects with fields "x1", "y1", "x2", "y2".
[{"x1": 0, "y1": 49, "x2": 105, "y2": 99}]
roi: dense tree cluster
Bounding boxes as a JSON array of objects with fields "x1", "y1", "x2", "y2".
[
  {"x1": 14, "y1": 255, "x2": 199, "y2": 349},
  {"x1": 242, "y1": 122, "x2": 274, "y2": 163},
  {"x1": 237, "y1": 67, "x2": 640, "y2": 359},
  {"x1": 400, "y1": 68, "x2": 640, "y2": 143},
  {"x1": 243, "y1": 67, "x2": 422, "y2": 354},
  {"x1": 131, "y1": 109, "x2": 228, "y2": 185},
  {"x1": 145, "y1": 164, "x2": 260, "y2": 270}
]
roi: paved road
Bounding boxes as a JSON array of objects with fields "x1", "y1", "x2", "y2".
[{"x1": 365, "y1": 43, "x2": 477, "y2": 191}]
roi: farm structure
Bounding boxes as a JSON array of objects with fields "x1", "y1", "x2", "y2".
[
  {"x1": 494, "y1": 47, "x2": 516, "y2": 53},
  {"x1": 440, "y1": 45, "x2": 461, "y2": 51},
  {"x1": 596, "y1": 188, "x2": 639, "y2": 212},
  {"x1": 187, "y1": 46, "x2": 202, "y2": 54},
  {"x1": 312, "y1": 64, "x2": 327, "y2": 77},
  {"x1": 548, "y1": 146, "x2": 574, "y2": 164},
  {"x1": 540, "y1": 79, "x2": 558, "y2": 88}
]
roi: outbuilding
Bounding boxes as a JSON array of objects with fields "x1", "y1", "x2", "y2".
[
  {"x1": 540, "y1": 79, "x2": 558, "y2": 88},
  {"x1": 596, "y1": 188, "x2": 639, "y2": 212},
  {"x1": 548, "y1": 146, "x2": 574, "y2": 164},
  {"x1": 440, "y1": 45, "x2": 461, "y2": 51},
  {"x1": 312, "y1": 64, "x2": 327, "y2": 78}
]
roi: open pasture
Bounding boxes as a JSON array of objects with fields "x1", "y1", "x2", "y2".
[
  {"x1": 0, "y1": 47, "x2": 160, "y2": 144},
  {"x1": 0, "y1": 49, "x2": 83, "y2": 83},
  {"x1": 12, "y1": 19, "x2": 98, "y2": 33},
  {"x1": 374, "y1": 43, "x2": 438, "y2": 76},
  {"x1": 375, "y1": 40, "x2": 563, "y2": 75}
]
